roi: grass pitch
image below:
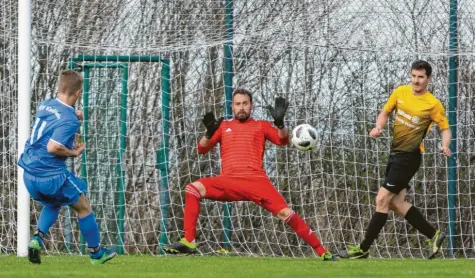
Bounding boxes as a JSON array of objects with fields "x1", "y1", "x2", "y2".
[{"x1": 1, "y1": 255, "x2": 474, "y2": 277}]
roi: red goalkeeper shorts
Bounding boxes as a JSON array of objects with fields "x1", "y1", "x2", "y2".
[{"x1": 197, "y1": 174, "x2": 288, "y2": 215}]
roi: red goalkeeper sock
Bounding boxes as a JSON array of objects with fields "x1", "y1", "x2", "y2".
[
  {"x1": 285, "y1": 211, "x2": 327, "y2": 256},
  {"x1": 184, "y1": 184, "x2": 201, "y2": 243}
]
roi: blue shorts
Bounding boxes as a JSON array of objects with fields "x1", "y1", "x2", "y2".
[{"x1": 23, "y1": 171, "x2": 87, "y2": 208}]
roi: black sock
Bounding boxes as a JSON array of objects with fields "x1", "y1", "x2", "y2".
[
  {"x1": 360, "y1": 212, "x2": 388, "y2": 252},
  {"x1": 404, "y1": 206, "x2": 436, "y2": 239}
]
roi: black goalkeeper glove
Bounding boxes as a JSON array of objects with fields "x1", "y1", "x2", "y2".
[
  {"x1": 202, "y1": 112, "x2": 224, "y2": 139},
  {"x1": 266, "y1": 97, "x2": 289, "y2": 129}
]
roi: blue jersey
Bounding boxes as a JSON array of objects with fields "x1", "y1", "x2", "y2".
[{"x1": 18, "y1": 98, "x2": 80, "y2": 176}]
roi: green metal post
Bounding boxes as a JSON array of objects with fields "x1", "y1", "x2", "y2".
[
  {"x1": 116, "y1": 65, "x2": 128, "y2": 255},
  {"x1": 157, "y1": 59, "x2": 171, "y2": 254},
  {"x1": 75, "y1": 55, "x2": 164, "y2": 63},
  {"x1": 222, "y1": 0, "x2": 234, "y2": 251},
  {"x1": 82, "y1": 63, "x2": 126, "y2": 69},
  {"x1": 70, "y1": 55, "x2": 165, "y2": 254},
  {"x1": 67, "y1": 57, "x2": 78, "y2": 71},
  {"x1": 447, "y1": 0, "x2": 458, "y2": 257},
  {"x1": 81, "y1": 69, "x2": 90, "y2": 192},
  {"x1": 79, "y1": 67, "x2": 91, "y2": 255}
]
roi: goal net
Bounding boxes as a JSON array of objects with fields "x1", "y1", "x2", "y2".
[{"x1": 1, "y1": 0, "x2": 474, "y2": 258}]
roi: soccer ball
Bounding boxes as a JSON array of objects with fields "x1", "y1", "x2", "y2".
[{"x1": 291, "y1": 124, "x2": 318, "y2": 151}]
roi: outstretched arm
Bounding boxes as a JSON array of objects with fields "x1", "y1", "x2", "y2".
[
  {"x1": 197, "y1": 112, "x2": 223, "y2": 154},
  {"x1": 264, "y1": 122, "x2": 289, "y2": 146},
  {"x1": 197, "y1": 135, "x2": 217, "y2": 153},
  {"x1": 265, "y1": 97, "x2": 290, "y2": 145},
  {"x1": 266, "y1": 96, "x2": 289, "y2": 129},
  {"x1": 278, "y1": 127, "x2": 288, "y2": 139}
]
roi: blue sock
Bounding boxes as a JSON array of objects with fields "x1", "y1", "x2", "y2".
[
  {"x1": 78, "y1": 212, "x2": 101, "y2": 253},
  {"x1": 36, "y1": 206, "x2": 61, "y2": 245}
]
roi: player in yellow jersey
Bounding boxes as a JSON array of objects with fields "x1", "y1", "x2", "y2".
[{"x1": 339, "y1": 60, "x2": 452, "y2": 259}]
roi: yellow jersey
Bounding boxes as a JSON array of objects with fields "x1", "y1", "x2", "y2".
[{"x1": 383, "y1": 85, "x2": 449, "y2": 154}]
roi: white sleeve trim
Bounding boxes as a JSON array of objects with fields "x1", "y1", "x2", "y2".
[{"x1": 49, "y1": 138, "x2": 65, "y2": 146}]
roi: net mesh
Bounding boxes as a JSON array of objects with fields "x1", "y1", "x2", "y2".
[{"x1": 0, "y1": 0, "x2": 474, "y2": 258}]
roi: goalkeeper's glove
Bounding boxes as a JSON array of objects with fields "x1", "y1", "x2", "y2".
[
  {"x1": 202, "y1": 112, "x2": 224, "y2": 139},
  {"x1": 266, "y1": 97, "x2": 289, "y2": 129}
]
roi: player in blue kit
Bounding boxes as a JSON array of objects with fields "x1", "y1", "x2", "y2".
[{"x1": 18, "y1": 70, "x2": 116, "y2": 264}]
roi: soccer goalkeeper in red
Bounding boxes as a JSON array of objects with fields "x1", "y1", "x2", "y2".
[{"x1": 163, "y1": 88, "x2": 337, "y2": 261}]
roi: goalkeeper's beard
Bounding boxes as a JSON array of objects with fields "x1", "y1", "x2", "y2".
[{"x1": 235, "y1": 111, "x2": 250, "y2": 122}]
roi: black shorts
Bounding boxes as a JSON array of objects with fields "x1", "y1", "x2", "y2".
[{"x1": 382, "y1": 152, "x2": 422, "y2": 194}]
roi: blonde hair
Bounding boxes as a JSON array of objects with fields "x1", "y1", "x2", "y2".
[{"x1": 59, "y1": 70, "x2": 83, "y2": 96}]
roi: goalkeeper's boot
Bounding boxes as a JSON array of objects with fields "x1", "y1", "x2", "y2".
[
  {"x1": 320, "y1": 251, "x2": 338, "y2": 261},
  {"x1": 163, "y1": 238, "x2": 197, "y2": 254},
  {"x1": 90, "y1": 247, "x2": 117, "y2": 265},
  {"x1": 338, "y1": 244, "x2": 369, "y2": 259},
  {"x1": 426, "y1": 230, "x2": 446, "y2": 259},
  {"x1": 27, "y1": 235, "x2": 43, "y2": 264}
]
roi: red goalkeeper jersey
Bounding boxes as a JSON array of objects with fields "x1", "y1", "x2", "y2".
[{"x1": 197, "y1": 117, "x2": 289, "y2": 176}]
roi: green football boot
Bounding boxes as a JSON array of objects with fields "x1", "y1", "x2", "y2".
[
  {"x1": 163, "y1": 238, "x2": 197, "y2": 254},
  {"x1": 320, "y1": 251, "x2": 338, "y2": 261},
  {"x1": 27, "y1": 237, "x2": 42, "y2": 264},
  {"x1": 90, "y1": 248, "x2": 117, "y2": 265},
  {"x1": 338, "y1": 244, "x2": 369, "y2": 259},
  {"x1": 426, "y1": 230, "x2": 446, "y2": 259}
]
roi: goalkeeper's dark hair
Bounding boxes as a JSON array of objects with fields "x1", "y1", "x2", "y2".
[
  {"x1": 411, "y1": 60, "x2": 432, "y2": 77},
  {"x1": 233, "y1": 88, "x2": 253, "y2": 103}
]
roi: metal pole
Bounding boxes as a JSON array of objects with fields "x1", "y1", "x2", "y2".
[
  {"x1": 157, "y1": 59, "x2": 171, "y2": 254},
  {"x1": 75, "y1": 55, "x2": 165, "y2": 63},
  {"x1": 116, "y1": 65, "x2": 129, "y2": 255},
  {"x1": 17, "y1": 0, "x2": 32, "y2": 257},
  {"x1": 222, "y1": 0, "x2": 234, "y2": 251},
  {"x1": 79, "y1": 68, "x2": 91, "y2": 255},
  {"x1": 447, "y1": 0, "x2": 458, "y2": 258}
]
